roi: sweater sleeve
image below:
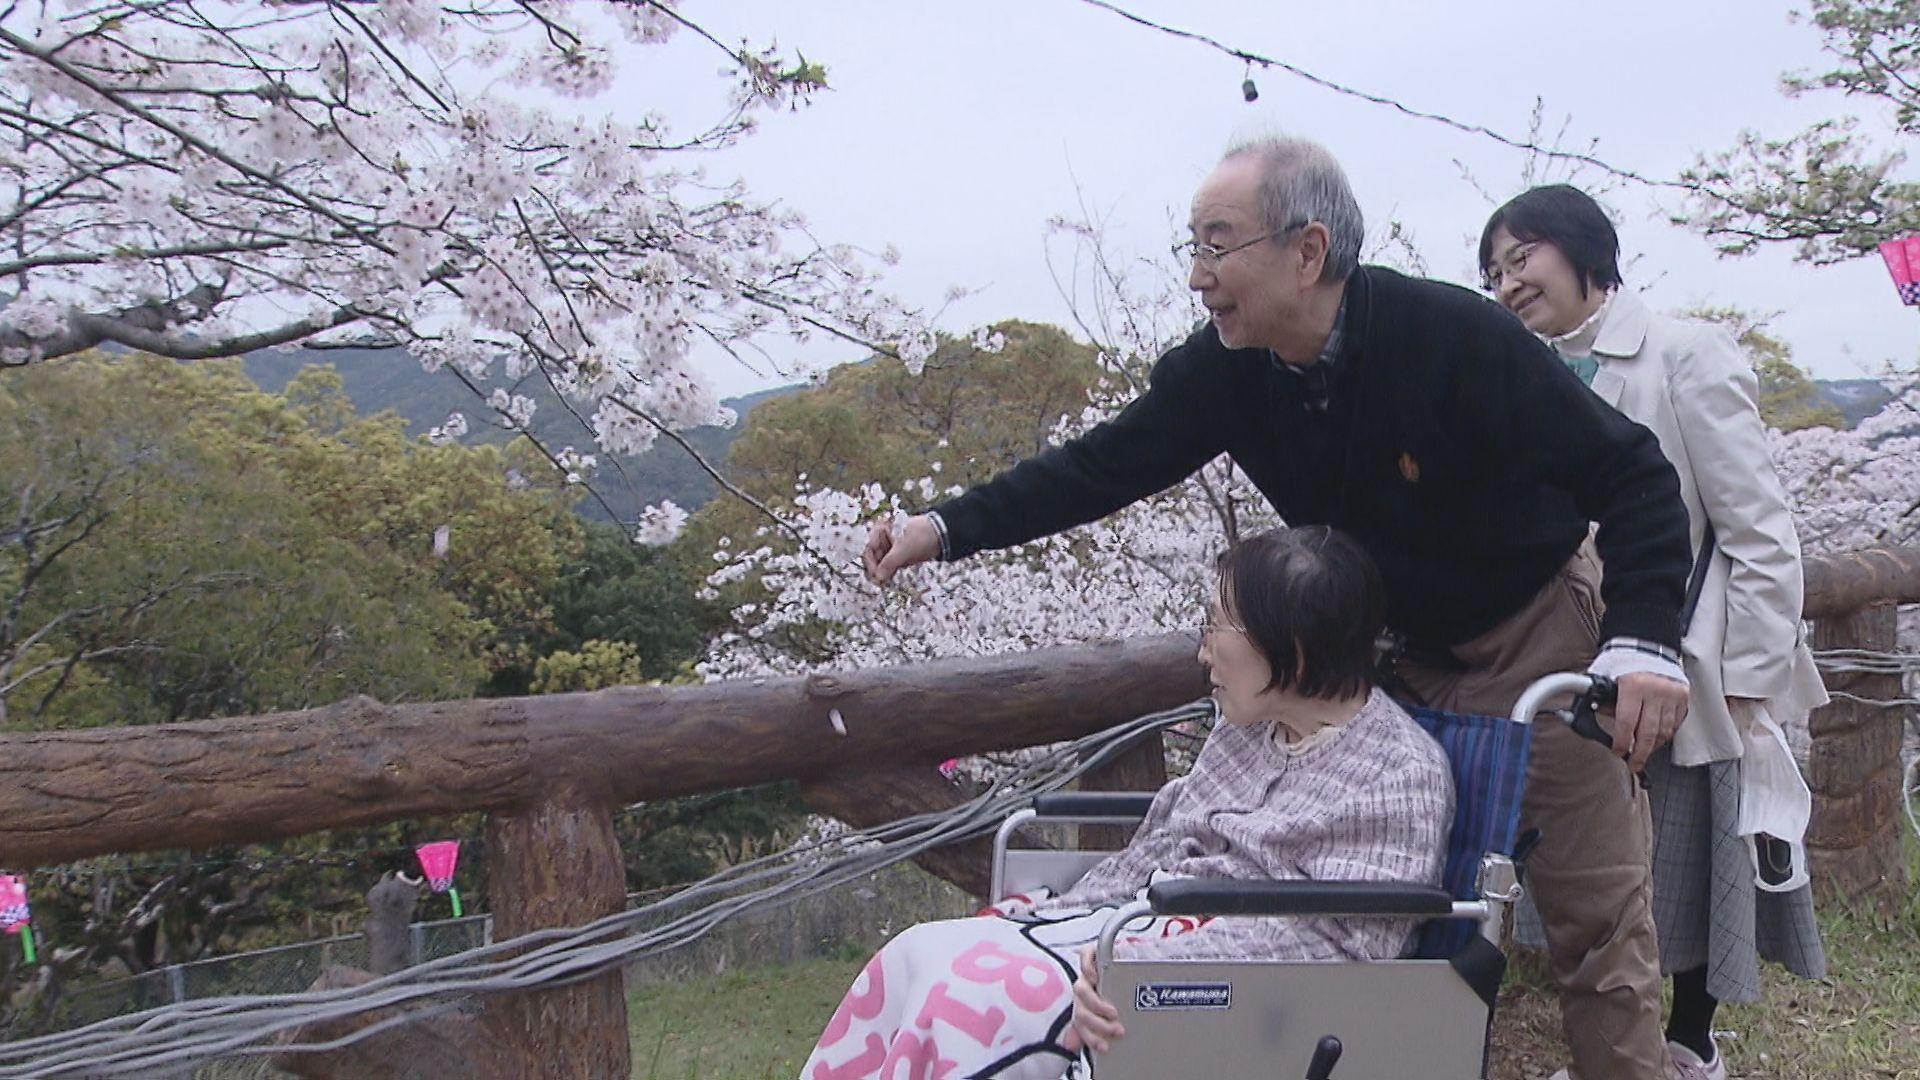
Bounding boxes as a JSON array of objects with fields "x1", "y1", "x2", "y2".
[
  {"x1": 1118, "y1": 740, "x2": 1454, "y2": 963},
  {"x1": 932, "y1": 334, "x2": 1230, "y2": 561},
  {"x1": 1452, "y1": 297, "x2": 1691, "y2": 648}
]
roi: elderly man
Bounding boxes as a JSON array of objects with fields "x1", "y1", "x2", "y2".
[{"x1": 864, "y1": 136, "x2": 1693, "y2": 1079}]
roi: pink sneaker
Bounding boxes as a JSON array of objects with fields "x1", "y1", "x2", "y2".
[{"x1": 1667, "y1": 1039, "x2": 1726, "y2": 1080}]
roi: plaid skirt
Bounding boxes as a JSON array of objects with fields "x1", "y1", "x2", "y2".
[{"x1": 1517, "y1": 748, "x2": 1827, "y2": 1002}]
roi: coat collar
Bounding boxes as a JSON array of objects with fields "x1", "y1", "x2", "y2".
[{"x1": 1592, "y1": 287, "x2": 1650, "y2": 360}]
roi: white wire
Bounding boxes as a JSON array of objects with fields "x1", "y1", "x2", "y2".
[
  {"x1": 0, "y1": 700, "x2": 1215, "y2": 1077},
  {"x1": 1811, "y1": 650, "x2": 1920, "y2": 847}
]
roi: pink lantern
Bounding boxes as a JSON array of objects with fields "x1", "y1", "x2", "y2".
[
  {"x1": 1879, "y1": 236, "x2": 1920, "y2": 306},
  {"x1": 415, "y1": 841, "x2": 461, "y2": 893},
  {"x1": 415, "y1": 841, "x2": 465, "y2": 917},
  {"x1": 0, "y1": 874, "x2": 28, "y2": 934}
]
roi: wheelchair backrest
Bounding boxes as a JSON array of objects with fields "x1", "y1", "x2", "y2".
[{"x1": 1407, "y1": 707, "x2": 1534, "y2": 958}]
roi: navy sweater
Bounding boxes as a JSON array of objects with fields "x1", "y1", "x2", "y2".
[{"x1": 934, "y1": 266, "x2": 1691, "y2": 650}]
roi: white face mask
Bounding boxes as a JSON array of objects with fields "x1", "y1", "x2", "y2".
[
  {"x1": 1748, "y1": 833, "x2": 1809, "y2": 894},
  {"x1": 1732, "y1": 699, "x2": 1813, "y2": 893}
]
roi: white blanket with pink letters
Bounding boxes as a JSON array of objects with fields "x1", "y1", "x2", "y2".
[{"x1": 801, "y1": 890, "x2": 1209, "y2": 1080}]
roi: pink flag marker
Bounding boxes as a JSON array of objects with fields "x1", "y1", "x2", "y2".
[
  {"x1": 1884, "y1": 236, "x2": 1920, "y2": 306},
  {"x1": 0, "y1": 873, "x2": 36, "y2": 964},
  {"x1": 1904, "y1": 237, "x2": 1920, "y2": 305},
  {"x1": 415, "y1": 841, "x2": 465, "y2": 917}
]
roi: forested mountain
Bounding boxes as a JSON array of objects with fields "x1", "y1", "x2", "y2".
[{"x1": 242, "y1": 345, "x2": 801, "y2": 522}]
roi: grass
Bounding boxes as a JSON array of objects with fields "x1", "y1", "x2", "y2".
[
  {"x1": 629, "y1": 950, "x2": 867, "y2": 1080},
  {"x1": 1491, "y1": 842, "x2": 1920, "y2": 1080},
  {"x1": 626, "y1": 854, "x2": 1920, "y2": 1079}
]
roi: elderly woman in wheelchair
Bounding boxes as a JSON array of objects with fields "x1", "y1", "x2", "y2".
[{"x1": 801, "y1": 527, "x2": 1456, "y2": 1080}]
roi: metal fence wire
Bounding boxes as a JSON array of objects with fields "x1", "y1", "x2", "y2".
[
  {"x1": 15, "y1": 859, "x2": 973, "y2": 1049},
  {"x1": 26, "y1": 913, "x2": 488, "y2": 1040}
]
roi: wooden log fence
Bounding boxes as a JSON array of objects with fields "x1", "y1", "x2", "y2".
[{"x1": 1, "y1": 545, "x2": 1916, "y2": 1077}]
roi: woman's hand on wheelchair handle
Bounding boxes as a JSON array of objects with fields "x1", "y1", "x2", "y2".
[{"x1": 1067, "y1": 944, "x2": 1125, "y2": 1054}]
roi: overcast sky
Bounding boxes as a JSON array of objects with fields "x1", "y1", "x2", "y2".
[{"x1": 623, "y1": 0, "x2": 1915, "y2": 398}]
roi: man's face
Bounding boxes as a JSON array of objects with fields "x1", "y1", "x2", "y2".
[{"x1": 1186, "y1": 156, "x2": 1303, "y2": 352}]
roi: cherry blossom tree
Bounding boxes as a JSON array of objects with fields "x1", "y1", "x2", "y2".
[
  {"x1": 0, "y1": 0, "x2": 931, "y2": 530},
  {"x1": 698, "y1": 217, "x2": 1276, "y2": 684},
  {"x1": 1770, "y1": 374, "x2": 1920, "y2": 555},
  {"x1": 1676, "y1": 0, "x2": 1920, "y2": 262}
]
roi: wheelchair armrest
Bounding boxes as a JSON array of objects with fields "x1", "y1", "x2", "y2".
[
  {"x1": 1031, "y1": 792, "x2": 1158, "y2": 818},
  {"x1": 1145, "y1": 878, "x2": 1456, "y2": 918}
]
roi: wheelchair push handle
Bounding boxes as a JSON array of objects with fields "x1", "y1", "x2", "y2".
[
  {"x1": 1561, "y1": 673, "x2": 1618, "y2": 750},
  {"x1": 1509, "y1": 671, "x2": 1616, "y2": 750},
  {"x1": 1515, "y1": 671, "x2": 1648, "y2": 790},
  {"x1": 1305, "y1": 1034, "x2": 1343, "y2": 1079}
]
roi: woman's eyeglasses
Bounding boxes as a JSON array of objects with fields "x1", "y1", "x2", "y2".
[{"x1": 1482, "y1": 242, "x2": 1538, "y2": 292}]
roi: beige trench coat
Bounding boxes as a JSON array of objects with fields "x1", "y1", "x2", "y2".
[{"x1": 1585, "y1": 290, "x2": 1827, "y2": 766}]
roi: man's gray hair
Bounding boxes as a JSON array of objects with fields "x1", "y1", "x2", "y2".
[{"x1": 1221, "y1": 135, "x2": 1365, "y2": 282}]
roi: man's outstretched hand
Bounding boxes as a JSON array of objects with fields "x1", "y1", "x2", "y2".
[{"x1": 862, "y1": 515, "x2": 943, "y2": 585}]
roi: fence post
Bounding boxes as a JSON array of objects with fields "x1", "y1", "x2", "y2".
[
  {"x1": 1806, "y1": 604, "x2": 1910, "y2": 908},
  {"x1": 167, "y1": 965, "x2": 187, "y2": 1004},
  {"x1": 408, "y1": 923, "x2": 425, "y2": 969},
  {"x1": 483, "y1": 790, "x2": 630, "y2": 1079}
]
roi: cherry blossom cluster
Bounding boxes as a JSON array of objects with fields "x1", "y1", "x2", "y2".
[
  {"x1": 0, "y1": 0, "x2": 931, "y2": 521},
  {"x1": 1768, "y1": 375, "x2": 1920, "y2": 555}
]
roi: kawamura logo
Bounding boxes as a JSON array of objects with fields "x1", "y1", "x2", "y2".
[{"x1": 1134, "y1": 983, "x2": 1232, "y2": 1011}]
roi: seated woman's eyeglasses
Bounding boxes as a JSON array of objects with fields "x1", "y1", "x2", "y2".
[
  {"x1": 1174, "y1": 219, "x2": 1312, "y2": 268},
  {"x1": 1198, "y1": 614, "x2": 1248, "y2": 639}
]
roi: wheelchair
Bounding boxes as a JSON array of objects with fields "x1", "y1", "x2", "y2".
[{"x1": 988, "y1": 672, "x2": 1619, "y2": 1080}]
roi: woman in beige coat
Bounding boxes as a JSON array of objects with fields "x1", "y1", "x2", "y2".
[{"x1": 1480, "y1": 185, "x2": 1828, "y2": 1080}]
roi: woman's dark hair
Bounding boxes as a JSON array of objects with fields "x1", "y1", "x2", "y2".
[
  {"x1": 1217, "y1": 525, "x2": 1385, "y2": 701},
  {"x1": 1478, "y1": 184, "x2": 1623, "y2": 298}
]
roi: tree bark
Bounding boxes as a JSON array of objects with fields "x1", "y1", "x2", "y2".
[
  {"x1": 482, "y1": 792, "x2": 631, "y2": 1080},
  {"x1": 1078, "y1": 728, "x2": 1168, "y2": 849},
  {"x1": 273, "y1": 967, "x2": 514, "y2": 1080},
  {"x1": 799, "y1": 763, "x2": 995, "y2": 899},
  {"x1": 0, "y1": 634, "x2": 1207, "y2": 868},
  {"x1": 1805, "y1": 605, "x2": 1910, "y2": 906},
  {"x1": 1802, "y1": 546, "x2": 1920, "y2": 619}
]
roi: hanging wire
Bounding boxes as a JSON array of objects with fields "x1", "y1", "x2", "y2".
[
  {"x1": 0, "y1": 699, "x2": 1215, "y2": 1078},
  {"x1": 1071, "y1": 0, "x2": 1684, "y2": 190}
]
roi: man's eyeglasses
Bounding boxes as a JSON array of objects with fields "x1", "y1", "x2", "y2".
[
  {"x1": 1482, "y1": 242, "x2": 1539, "y2": 292},
  {"x1": 1174, "y1": 219, "x2": 1311, "y2": 269}
]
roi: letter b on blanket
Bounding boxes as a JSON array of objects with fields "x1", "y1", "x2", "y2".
[{"x1": 951, "y1": 940, "x2": 1068, "y2": 1013}]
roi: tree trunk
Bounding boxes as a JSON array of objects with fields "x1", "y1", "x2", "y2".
[{"x1": 482, "y1": 792, "x2": 631, "y2": 1080}]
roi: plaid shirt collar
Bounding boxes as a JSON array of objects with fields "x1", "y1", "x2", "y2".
[{"x1": 1276, "y1": 292, "x2": 1347, "y2": 413}]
